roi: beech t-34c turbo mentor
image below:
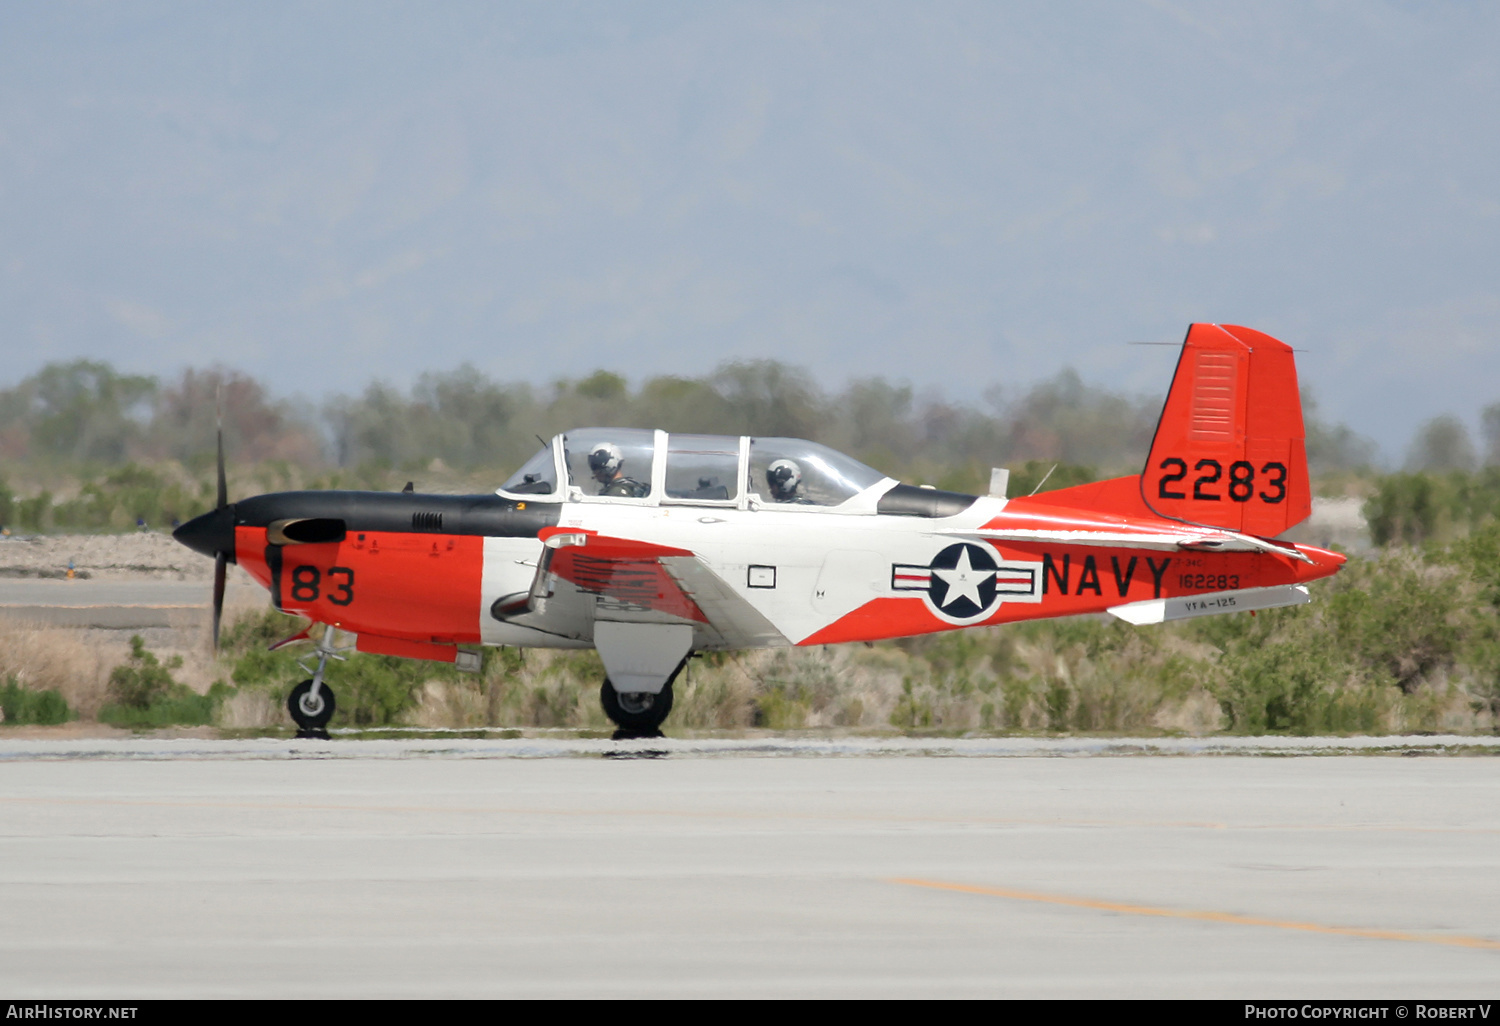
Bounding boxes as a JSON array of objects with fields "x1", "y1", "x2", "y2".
[{"x1": 174, "y1": 323, "x2": 1345, "y2": 737}]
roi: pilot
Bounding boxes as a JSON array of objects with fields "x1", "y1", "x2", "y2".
[
  {"x1": 588, "y1": 442, "x2": 648, "y2": 498},
  {"x1": 766, "y1": 458, "x2": 811, "y2": 503}
]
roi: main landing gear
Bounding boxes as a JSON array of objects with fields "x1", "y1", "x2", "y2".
[
  {"x1": 601, "y1": 677, "x2": 674, "y2": 739},
  {"x1": 593, "y1": 624, "x2": 693, "y2": 741},
  {"x1": 287, "y1": 628, "x2": 349, "y2": 739},
  {"x1": 600, "y1": 656, "x2": 691, "y2": 740}
]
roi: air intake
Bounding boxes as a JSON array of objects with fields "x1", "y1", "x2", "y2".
[
  {"x1": 412, "y1": 511, "x2": 443, "y2": 531},
  {"x1": 267, "y1": 518, "x2": 346, "y2": 546}
]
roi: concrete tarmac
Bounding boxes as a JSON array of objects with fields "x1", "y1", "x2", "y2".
[
  {"x1": 1, "y1": 746, "x2": 1498, "y2": 998},
  {"x1": 0, "y1": 578, "x2": 262, "y2": 628}
]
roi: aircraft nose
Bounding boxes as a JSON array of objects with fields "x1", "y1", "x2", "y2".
[{"x1": 173, "y1": 506, "x2": 236, "y2": 561}]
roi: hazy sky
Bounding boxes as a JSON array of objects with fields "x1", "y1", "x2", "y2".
[{"x1": 2, "y1": 1, "x2": 1497, "y2": 458}]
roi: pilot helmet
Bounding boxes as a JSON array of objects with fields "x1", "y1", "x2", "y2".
[
  {"x1": 588, "y1": 442, "x2": 624, "y2": 480},
  {"x1": 766, "y1": 458, "x2": 802, "y2": 497}
]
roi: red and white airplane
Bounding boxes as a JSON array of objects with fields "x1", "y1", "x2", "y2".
[{"x1": 174, "y1": 323, "x2": 1345, "y2": 736}]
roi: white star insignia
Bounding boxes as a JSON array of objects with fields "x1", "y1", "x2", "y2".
[{"x1": 932, "y1": 547, "x2": 988, "y2": 610}]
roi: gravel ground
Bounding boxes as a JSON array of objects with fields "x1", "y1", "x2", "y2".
[{"x1": 0, "y1": 532, "x2": 215, "y2": 581}]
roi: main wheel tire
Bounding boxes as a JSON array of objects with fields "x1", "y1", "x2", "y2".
[
  {"x1": 601, "y1": 678, "x2": 674, "y2": 731},
  {"x1": 287, "y1": 679, "x2": 336, "y2": 730}
]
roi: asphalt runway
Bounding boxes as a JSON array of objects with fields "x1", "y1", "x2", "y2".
[{"x1": 2, "y1": 743, "x2": 1498, "y2": 998}]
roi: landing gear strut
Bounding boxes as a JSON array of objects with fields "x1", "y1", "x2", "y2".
[{"x1": 287, "y1": 628, "x2": 349, "y2": 739}]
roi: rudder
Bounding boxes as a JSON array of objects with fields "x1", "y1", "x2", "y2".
[{"x1": 1140, "y1": 324, "x2": 1311, "y2": 536}]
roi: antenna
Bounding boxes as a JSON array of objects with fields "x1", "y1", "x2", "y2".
[{"x1": 1027, "y1": 464, "x2": 1057, "y2": 496}]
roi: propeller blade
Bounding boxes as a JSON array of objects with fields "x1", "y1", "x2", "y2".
[
  {"x1": 212, "y1": 551, "x2": 227, "y2": 651},
  {"x1": 216, "y1": 425, "x2": 227, "y2": 510},
  {"x1": 210, "y1": 386, "x2": 229, "y2": 651}
]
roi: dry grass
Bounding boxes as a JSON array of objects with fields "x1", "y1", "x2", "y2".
[
  {"x1": 0, "y1": 623, "x2": 125, "y2": 718},
  {"x1": 217, "y1": 687, "x2": 280, "y2": 729},
  {"x1": 410, "y1": 679, "x2": 490, "y2": 729}
]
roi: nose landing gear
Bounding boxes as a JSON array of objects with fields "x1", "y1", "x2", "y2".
[
  {"x1": 287, "y1": 628, "x2": 350, "y2": 739},
  {"x1": 287, "y1": 679, "x2": 336, "y2": 737}
]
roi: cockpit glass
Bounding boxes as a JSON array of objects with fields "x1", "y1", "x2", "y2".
[
  {"x1": 499, "y1": 446, "x2": 558, "y2": 496},
  {"x1": 564, "y1": 428, "x2": 656, "y2": 499},
  {"x1": 748, "y1": 438, "x2": 887, "y2": 507},
  {"x1": 664, "y1": 434, "x2": 739, "y2": 503}
]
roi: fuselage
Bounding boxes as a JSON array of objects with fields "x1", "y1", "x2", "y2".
[{"x1": 177, "y1": 480, "x2": 1345, "y2": 656}]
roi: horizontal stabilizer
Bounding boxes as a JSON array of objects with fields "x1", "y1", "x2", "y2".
[{"x1": 1108, "y1": 584, "x2": 1310, "y2": 625}]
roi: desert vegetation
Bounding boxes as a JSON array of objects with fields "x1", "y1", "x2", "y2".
[{"x1": 3, "y1": 357, "x2": 1500, "y2": 736}]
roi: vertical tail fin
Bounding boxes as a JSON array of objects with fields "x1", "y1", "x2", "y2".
[{"x1": 1140, "y1": 323, "x2": 1311, "y2": 536}]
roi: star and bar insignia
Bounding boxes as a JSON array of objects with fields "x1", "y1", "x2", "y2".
[{"x1": 892, "y1": 542, "x2": 1043, "y2": 621}]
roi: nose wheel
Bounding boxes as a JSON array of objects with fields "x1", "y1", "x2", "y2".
[
  {"x1": 286, "y1": 627, "x2": 349, "y2": 739},
  {"x1": 287, "y1": 679, "x2": 337, "y2": 737}
]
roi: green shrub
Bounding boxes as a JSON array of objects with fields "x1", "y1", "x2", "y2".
[
  {"x1": 220, "y1": 607, "x2": 503, "y2": 728},
  {"x1": 1184, "y1": 538, "x2": 1500, "y2": 733},
  {"x1": 1365, "y1": 473, "x2": 1442, "y2": 547},
  {"x1": 334, "y1": 655, "x2": 449, "y2": 726},
  {"x1": 1323, "y1": 553, "x2": 1465, "y2": 692},
  {"x1": 15, "y1": 491, "x2": 52, "y2": 532},
  {"x1": 1365, "y1": 468, "x2": 1500, "y2": 547},
  {"x1": 1445, "y1": 519, "x2": 1500, "y2": 611},
  {"x1": 100, "y1": 635, "x2": 226, "y2": 728},
  {"x1": 0, "y1": 677, "x2": 73, "y2": 725},
  {"x1": 1200, "y1": 606, "x2": 1371, "y2": 733},
  {"x1": 106, "y1": 635, "x2": 180, "y2": 708}
]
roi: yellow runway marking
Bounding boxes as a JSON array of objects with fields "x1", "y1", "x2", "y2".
[{"x1": 890, "y1": 877, "x2": 1500, "y2": 951}]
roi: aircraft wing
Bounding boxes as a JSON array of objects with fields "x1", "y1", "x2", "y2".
[
  {"x1": 500, "y1": 529, "x2": 789, "y2": 649},
  {"x1": 657, "y1": 554, "x2": 788, "y2": 648}
]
